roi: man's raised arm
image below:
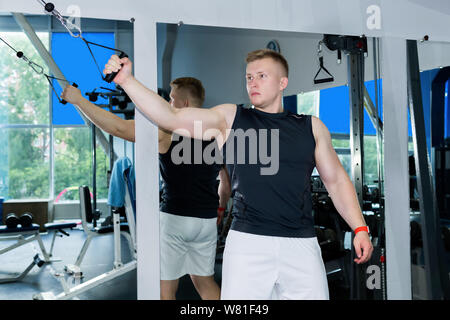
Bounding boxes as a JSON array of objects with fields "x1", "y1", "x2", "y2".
[
  {"x1": 104, "y1": 55, "x2": 234, "y2": 144},
  {"x1": 61, "y1": 85, "x2": 135, "y2": 142}
]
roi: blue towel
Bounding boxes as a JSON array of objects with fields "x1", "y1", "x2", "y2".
[{"x1": 107, "y1": 157, "x2": 136, "y2": 208}]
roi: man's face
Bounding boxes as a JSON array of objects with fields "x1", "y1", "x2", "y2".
[
  {"x1": 169, "y1": 86, "x2": 188, "y2": 109},
  {"x1": 246, "y1": 58, "x2": 287, "y2": 108}
]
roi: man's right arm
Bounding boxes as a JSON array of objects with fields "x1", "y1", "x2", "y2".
[
  {"x1": 62, "y1": 85, "x2": 135, "y2": 142},
  {"x1": 104, "y1": 55, "x2": 235, "y2": 146}
]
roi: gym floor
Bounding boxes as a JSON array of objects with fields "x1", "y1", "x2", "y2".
[
  {"x1": 0, "y1": 224, "x2": 221, "y2": 300},
  {"x1": 0, "y1": 224, "x2": 353, "y2": 300}
]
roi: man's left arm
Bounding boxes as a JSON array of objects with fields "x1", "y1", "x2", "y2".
[{"x1": 311, "y1": 116, "x2": 373, "y2": 264}]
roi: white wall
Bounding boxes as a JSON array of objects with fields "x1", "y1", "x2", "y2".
[
  {"x1": 159, "y1": 25, "x2": 382, "y2": 107},
  {"x1": 159, "y1": 24, "x2": 449, "y2": 107},
  {"x1": 2, "y1": 0, "x2": 450, "y2": 301}
]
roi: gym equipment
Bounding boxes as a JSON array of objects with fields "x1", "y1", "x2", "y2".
[
  {"x1": 0, "y1": 35, "x2": 78, "y2": 105},
  {"x1": 0, "y1": 254, "x2": 45, "y2": 284},
  {"x1": 407, "y1": 40, "x2": 450, "y2": 299},
  {"x1": 44, "y1": 221, "x2": 79, "y2": 259},
  {"x1": 0, "y1": 223, "x2": 51, "y2": 284},
  {"x1": 37, "y1": 0, "x2": 128, "y2": 84},
  {"x1": 1, "y1": 216, "x2": 86, "y2": 285},
  {"x1": 34, "y1": 164, "x2": 136, "y2": 300},
  {"x1": 19, "y1": 212, "x2": 33, "y2": 228},
  {"x1": 5, "y1": 213, "x2": 20, "y2": 229},
  {"x1": 84, "y1": 86, "x2": 134, "y2": 229},
  {"x1": 313, "y1": 40, "x2": 334, "y2": 84}
]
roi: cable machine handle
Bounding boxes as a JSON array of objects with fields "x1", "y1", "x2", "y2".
[
  {"x1": 61, "y1": 83, "x2": 79, "y2": 105},
  {"x1": 104, "y1": 52, "x2": 128, "y2": 84}
]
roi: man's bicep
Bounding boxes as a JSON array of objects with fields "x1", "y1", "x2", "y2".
[{"x1": 313, "y1": 118, "x2": 343, "y2": 186}]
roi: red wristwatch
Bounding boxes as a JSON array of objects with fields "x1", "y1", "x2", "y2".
[
  {"x1": 217, "y1": 207, "x2": 226, "y2": 213},
  {"x1": 354, "y1": 226, "x2": 369, "y2": 235}
]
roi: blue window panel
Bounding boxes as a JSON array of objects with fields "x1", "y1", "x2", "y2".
[
  {"x1": 320, "y1": 82, "x2": 385, "y2": 136},
  {"x1": 319, "y1": 85, "x2": 350, "y2": 134},
  {"x1": 364, "y1": 79, "x2": 383, "y2": 136},
  {"x1": 419, "y1": 68, "x2": 440, "y2": 153},
  {"x1": 51, "y1": 32, "x2": 115, "y2": 125}
]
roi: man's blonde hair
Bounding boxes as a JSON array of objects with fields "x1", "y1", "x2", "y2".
[
  {"x1": 246, "y1": 49, "x2": 289, "y2": 77},
  {"x1": 170, "y1": 77, "x2": 205, "y2": 107}
]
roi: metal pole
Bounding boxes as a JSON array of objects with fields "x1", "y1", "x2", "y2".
[
  {"x1": 372, "y1": 37, "x2": 386, "y2": 301},
  {"x1": 92, "y1": 125, "x2": 97, "y2": 228},
  {"x1": 348, "y1": 50, "x2": 366, "y2": 300}
]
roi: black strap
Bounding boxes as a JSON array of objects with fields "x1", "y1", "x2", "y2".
[
  {"x1": 45, "y1": 75, "x2": 78, "y2": 105},
  {"x1": 314, "y1": 57, "x2": 334, "y2": 84},
  {"x1": 82, "y1": 38, "x2": 127, "y2": 81},
  {"x1": 0, "y1": 35, "x2": 77, "y2": 105}
]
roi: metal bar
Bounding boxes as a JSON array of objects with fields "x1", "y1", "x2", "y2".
[
  {"x1": 373, "y1": 37, "x2": 386, "y2": 300},
  {"x1": 348, "y1": 51, "x2": 366, "y2": 300},
  {"x1": 0, "y1": 234, "x2": 37, "y2": 255},
  {"x1": 363, "y1": 87, "x2": 383, "y2": 138},
  {"x1": 383, "y1": 37, "x2": 411, "y2": 300},
  {"x1": 55, "y1": 261, "x2": 137, "y2": 300},
  {"x1": 406, "y1": 39, "x2": 450, "y2": 300},
  {"x1": 124, "y1": 175, "x2": 137, "y2": 257},
  {"x1": 74, "y1": 233, "x2": 95, "y2": 267},
  {"x1": 113, "y1": 211, "x2": 122, "y2": 268}
]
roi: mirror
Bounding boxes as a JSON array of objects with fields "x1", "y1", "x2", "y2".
[
  {"x1": 0, "y1": 11, "x2": 136, "y2": 299},
  {"x1": 156, "y1": 22, "x2": 386, "y2": 300},
  {"x1": 409, "y1": 39, "x2": 450, "y2": 300}
]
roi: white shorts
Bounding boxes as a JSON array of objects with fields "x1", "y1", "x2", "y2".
[
  {"x1": 160, "y1": 211, "x2": 217, "y2": 281},
  {"x1": 221, "y1": 230, "x2": 329, "y2": 300}
]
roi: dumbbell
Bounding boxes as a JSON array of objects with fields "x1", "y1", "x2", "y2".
[
  {"x1": 20, "y1": 212, "x2": 34, "y2": 228},
  {"x1": 6, "y1": 213, "x2": 20, "y2": 228}
]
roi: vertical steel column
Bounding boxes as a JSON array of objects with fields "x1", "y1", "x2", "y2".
[
  {"x1": 406, "y1": 40, "x2": 450, "y2": 300},
  {"x1": 348, "y1": 51, "x2": 366, "y2": 300}
]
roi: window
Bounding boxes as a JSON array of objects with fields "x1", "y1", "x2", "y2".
[
  {"x1": 319, "y1": 81, "x2": 384, "y2": 186},
  {"x1": 51, "y1": 32, "x2": 114, "y2": 202},
  {"x1": 297, "y1": 90, "x2": 320, "y2": 116},
  {"x1": 54, "y1": 127, "x2": 108, "y2": 201},
  {"x1": 0, "y1": 32, "x2": 50, "y2": 200},
  {"x1": 0, "y1": 29, "x2": 113, "y2": 202}
]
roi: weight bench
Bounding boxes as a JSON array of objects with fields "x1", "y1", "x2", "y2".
[
  {"x1": 35, "y1": 160, "x2": 137, "y2": 300},
  {"x1": 62, "y1": 185, "x2": 134, "y2": 278},
  {"x1": 44, "y1": 221, "x2": 79, "y2": 259},
  {"x1": 0, "y1": 221, "x2": 81, "y2": 284}
]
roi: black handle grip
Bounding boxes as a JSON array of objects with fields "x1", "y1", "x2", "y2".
[
  {"x1": 61, "y1": 83, "x2": 78, "y2": 105},
  {"x1": 104, "y1": 52, "x2": 128, "y2": 84}
]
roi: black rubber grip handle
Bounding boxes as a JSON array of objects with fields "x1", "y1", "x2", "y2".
[
  {"x1": 104, "y1": 52, "x2": 128, "y2": 84},
  {"x1": 61, "y1": 82, "x2": 79, "y2": 105}
]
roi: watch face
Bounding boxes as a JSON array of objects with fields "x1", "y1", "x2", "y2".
[{"x1": 267, "y1": 40, "x2": 280, "y2": 53}]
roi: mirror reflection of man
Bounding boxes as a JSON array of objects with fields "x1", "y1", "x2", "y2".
[
  {"x1": 62, "y1": 78, "x2": 231, "y2": 300},
  {"x1": 103, "y1": 49, "x2": 373, "y2": 300}
]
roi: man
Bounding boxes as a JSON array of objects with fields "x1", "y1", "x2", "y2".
[
  {"x1": 103, "y1": 49, "x2": 373, "y2": 300},
  {"x1": 61, "y1": 77, "x2": 230, "y2": 300}
]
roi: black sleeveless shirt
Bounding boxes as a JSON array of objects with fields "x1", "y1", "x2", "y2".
[
  {"x1": 159, "y1": 135, "x2": 222, "y2": 218},
  {"x1": 222, "y1": 105, "x2": 317, "y2": 237}
]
